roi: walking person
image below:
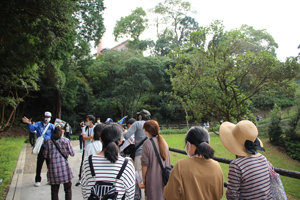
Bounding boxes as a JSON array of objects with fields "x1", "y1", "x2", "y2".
[
  {"x1": 65, "y1": 123, "x2": 72, "y2": 140},
  {"x1": 123, "y1": 109, "x2": 151, "y2": 200},
  {"x1": 141, "y1": 120, "x2": 171, "y2": 200},
  {"x1": 22, "y1": 111, "x2": 55, "y2": 187},
  {"x1": 29, "y1": 122, "x2": 37, "y2": 147},
  {"x1": 44, "y1": 125, "x2": 75, "y2": 200},
  {"x1": 219, "y1": 120, "x2": 278, "y2": 200},
  {"x1": 75, "y1": 115, "x2": 95, "y2": 186},
  {"x1": 81, "y1": 123, "x2": 136, "y2": 199},
  {"x1": 78, "y1": 121, "x2": 85, "y2": 152},
  {"x1": 164, "y1": 126, "x2": 223, "y2": 200}
]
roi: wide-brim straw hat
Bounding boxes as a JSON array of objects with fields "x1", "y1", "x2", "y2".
[{"x1": 219, "y1": 120, "x2": 263, "y2": 157}]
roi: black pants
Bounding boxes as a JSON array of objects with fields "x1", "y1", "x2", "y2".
[
  {"x1": 79, "y1": 135, "x2": 83, "y2": 150},
  {"x1": 36, "y1": 146, "x2": 49, "y2": 182},
  {"x1": 78, "y1": 149, "x2": 85, "y2": 179},
  {"x1": 65, "y1": 132, "x2": 71, "y2": 140},
  {"x1": 29, "y1": 132, "x2": 36, "y2": 146},
  {"x1": 51, "y1": 181, "x2": 72, "y2": 200}
]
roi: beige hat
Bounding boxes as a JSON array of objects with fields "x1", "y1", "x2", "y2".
[{"x1": 219, "y1": 120, "x2": 263, "y2": 157}]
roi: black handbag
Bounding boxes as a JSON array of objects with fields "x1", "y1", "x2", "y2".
[
  {"x1": 123, "y1": 137, "x2": 148, "y2": 160},
  {"x1": 150, "y1": 138, "x2": 172, "y2": 185}
]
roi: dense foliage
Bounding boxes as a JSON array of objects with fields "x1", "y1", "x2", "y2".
[
  {"x1": 1, "y1": 0, "x2": 300, "y2": 135},
  {"x1": 268, "y1": 104, "x2": 285, "y2": 146}
]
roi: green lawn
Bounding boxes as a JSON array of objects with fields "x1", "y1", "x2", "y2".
[
  {"x1": 0, "y1": 137, "x2": 25, "y2": 200},
  {"x1": 162, "y1": 134, "x2": 300, "y2": 200}
]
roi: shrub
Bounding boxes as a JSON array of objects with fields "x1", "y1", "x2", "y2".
[
  {"x1": 285, "y1": 136, "x2": 300, "y2": 160},
  {"x1": 268, "y1": 104, "x2": 285, "y2": 146}
]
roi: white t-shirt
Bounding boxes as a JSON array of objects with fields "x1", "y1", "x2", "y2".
[
  {"x1": 84, "y1": 140, "x2": 102, "y2": 158},
  {"x1": 82, "y1": 126, "x2": 94, "y2": 149}
]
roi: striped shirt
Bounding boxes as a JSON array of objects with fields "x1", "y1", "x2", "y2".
[
  {"x1": 81, "y1": 155, "x2": 135, "y2": 200},
  {"x1": 226, "y1": 154, "x2": 273, "y2": 200}
]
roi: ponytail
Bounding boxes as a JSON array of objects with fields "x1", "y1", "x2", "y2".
[
  {"x1": 195, "y1": 142, "x2": 214, "y2": 159},
  {"x1": 186, "y1": 126, "x2": 215, "y2": 159},
  {"x1": 104, "y1": 141, "x2": 119, "y2": 163},
  {"x1": 101, "y1": 123, "x2": 123, "y2": 163},
  {"x1": 157, "y1": 134, "x2": 167, "y2": 161},
  {"x1": 143, "y1": 120, "x2": 167, "y2": 161}
]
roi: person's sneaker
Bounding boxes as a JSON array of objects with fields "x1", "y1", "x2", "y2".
[
  {"x1": 34, "y1": 182, "x2": 41, "y2": 187},
  {"x1": 75, "y1": 179, "x2": 81, "y2": 186},
  {"x1": 80, "y1": 149, "x2": 83, "y2": 152}
]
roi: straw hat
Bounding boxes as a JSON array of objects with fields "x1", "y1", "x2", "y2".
[{"x1": 219, "y1": 120, "x2": 263, "y2": 157}]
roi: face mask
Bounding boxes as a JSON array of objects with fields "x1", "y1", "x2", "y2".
[
  {"x1": 85, "y1": 121, "x2": 90, "y2": 126},
  {"x1": 185, "y1": 142, "x2": 190, "y2": 157},
  {"x1": 44, "y1": 118, "x2": 51, "y2": 123},
  {"x1": 97, "y1": 120, "x2": 100, "y2": 123}
]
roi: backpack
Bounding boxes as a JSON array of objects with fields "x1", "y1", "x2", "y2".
[{"x1": 88, "y1": 155, "x2": 128, "y2": 200}]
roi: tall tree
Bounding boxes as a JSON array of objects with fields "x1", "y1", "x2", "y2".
[
  {"x1": 151, "y1": 0, "x2": 194, "y2": 45},
  {"x1": 167, "y1": 21, "x2": 300, "y2": 122},
  {"x1": 113, "y1": 7, "x2": 148, "y2": 41},
  {"x1": 0, "y1": 0, "x2": 75, "y2": 130}
]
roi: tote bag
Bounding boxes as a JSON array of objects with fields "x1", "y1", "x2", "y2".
[
  {"x1": 265, "y1": 159, "x2": 287, "y2": 200},
  {"x1": 32, "y1": 123, "x2": 50, "y2": 155}
]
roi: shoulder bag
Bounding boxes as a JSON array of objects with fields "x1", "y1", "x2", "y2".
[
  {"x1": 150, "y1": 138, "x2": 172, "y2": 186},
  {"x1": 265, "y1": 158, "x2": 287, "y2": 200},
  {"x1": 123, "y1": 137, "x2": 148, "y2": 160},
  {"x1": 32, "y1": 123, "x2": 50, "y2": 155}
]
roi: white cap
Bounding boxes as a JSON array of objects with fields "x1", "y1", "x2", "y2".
[{"x1": 44, "y1": 111, "x2": 52, "y2": 117}]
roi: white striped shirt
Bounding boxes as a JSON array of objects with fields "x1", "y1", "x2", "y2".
[
  {"x1": 81, "y1": 155, "x2": 136, "y2": 200},
  {"x1": 226, "y1": 154, "x2": 273, "y2": 200}
]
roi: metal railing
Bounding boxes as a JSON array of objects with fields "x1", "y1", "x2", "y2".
[{"x1": 169, "y1": 147, "x2": 300, "y2": 187}]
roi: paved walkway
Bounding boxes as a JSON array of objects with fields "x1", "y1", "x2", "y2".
[{"x1": 6, "y1": 141, "x2": 84, "y2": 200}]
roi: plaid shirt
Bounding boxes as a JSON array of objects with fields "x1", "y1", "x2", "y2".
[{"x1": 44, "y1": 137, "x2": 75, "y2": 185}]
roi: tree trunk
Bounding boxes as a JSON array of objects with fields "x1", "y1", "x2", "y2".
[
  {"x1": 185, "y1": 109, "x2": 189, "y2": 129},
  {"x1": 57, "y1": 90, "x2": 62, "y2": 119}
]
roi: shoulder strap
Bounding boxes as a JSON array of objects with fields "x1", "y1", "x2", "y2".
[
  {"x1": 135, "y1": 137, "x2": 148, "y2": 150},
  {"x1": 89, "y1": 155, "x2": 96, "y2": 178},
  {"x1": 51, "y1": 138, "x2": 67, "y2": 160},
  {"x1": 150, "y1": 138, "x2": 164, "y2": 171},
  {"x1": 116, "y1": 158, "x2": 128, "y2": 180},
  {"x1": 41, "y1": 123, "x2": 51, "y2": 138},
  {"x1": 85, "y1": 126, "x2": 89, "y2": 136}
]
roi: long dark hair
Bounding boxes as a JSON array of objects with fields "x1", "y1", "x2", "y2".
[
  {"x1": 93, "y1": 124, "x2": 105, "y2": 141},
  {"x1": 185, "y1": 126, "x2": 214, "y2": 159},
  {"x1": 101, "y1": 123, "x2": 123, "y2": 163},
  {"x1": 53, "y1": 126, "x2": 63, "y2": 140},
  {"x1": 143, "y1": 120, "x2": 167, "y2": 161}
]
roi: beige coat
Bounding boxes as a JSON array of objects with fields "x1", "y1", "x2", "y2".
[{"x1": 164, "y1": 156, "x2": 224, "y2": 200}]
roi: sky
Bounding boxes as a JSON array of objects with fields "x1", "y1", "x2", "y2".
[{"x1": 94, "y1": 0, "x2": 300, "y2": 61}]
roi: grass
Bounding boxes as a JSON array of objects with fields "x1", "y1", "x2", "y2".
[
  {"x1": 162, "y1": 134, "x2": 300, "y2": 200},
  {"x1": 0, "y1": 137, "x2": 25, "y2": 200}
]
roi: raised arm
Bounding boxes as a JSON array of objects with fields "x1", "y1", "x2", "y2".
[{"x1": 123, "y1": 122, "x2": 137, "y2": 140}]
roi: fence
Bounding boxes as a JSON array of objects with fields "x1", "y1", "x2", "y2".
[
  {"x1": 160, "y1": 123, "x2": 204, "y2": 130},
  {"x1": 169, "y1": 147, "x2": 300, "y2": 187}
]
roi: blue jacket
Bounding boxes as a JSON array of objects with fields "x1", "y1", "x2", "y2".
[{"x1": 27, "y1": 121, "x2": 55, "y2": 146}]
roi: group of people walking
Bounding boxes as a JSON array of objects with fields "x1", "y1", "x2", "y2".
[{"x1": 22, "y1": 109, "x2": 282, "y2": 200}]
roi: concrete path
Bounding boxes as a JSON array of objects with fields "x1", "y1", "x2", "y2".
[{"x1": 6, "y1": 142, "x2": 84, "y2": 200}]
